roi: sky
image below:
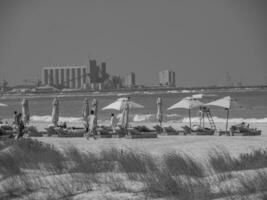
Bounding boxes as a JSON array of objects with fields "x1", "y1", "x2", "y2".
[{"x1": 0, "y1": 0, "x2": 266, "y2": 87}]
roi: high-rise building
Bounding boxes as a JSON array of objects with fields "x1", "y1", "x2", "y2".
[
  {"x1": 89, "y1": 60, "x2": 98, "y2": 83},
  {"x1": 159, "y1": 70, "x2": 176, "y2": 87},
  {"x1": 123, "y1": 73, "x2": 136, "y2": 88},
  {"x1": 42, "y1": 66, "x2": 88, "y2": 89},
  {"x1": 42, "y1": 59, "x2": 110, "y2": 90}
]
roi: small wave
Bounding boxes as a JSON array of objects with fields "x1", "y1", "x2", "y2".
[
  {"x1": 181, "y1": 90, "x2": 192, "y2": 93},
  {"x1": 165, "y1": 114, "x2": 182, "y2": 118},
  {"x1": 116, "y1": 93, "x2": 132, "y2": 96},
  {"x1": 132, "y1": 114, "x2": 155, "y2": 122},
  {"x1": 181, "y1": 116, "x2": 267, "y2": 123},
  {"x1": 143, "y1": 91, "x2": 155, "y2": 95},
  {"x1": 31, "y1": 115, "x2": 83, "y2": 123},
  {"x1": 167, "y1": 90, "x2": 180, "y2": 94}
]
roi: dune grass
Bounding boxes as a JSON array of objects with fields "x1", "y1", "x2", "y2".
[
  {"x1": 0, "y1": 138, "x2": 267, "y2": 200},
  {"x1": 209, "y1": 148, "x2": 267, "y2": 173}
]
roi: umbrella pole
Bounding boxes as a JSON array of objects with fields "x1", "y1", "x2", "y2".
[
  {"x1": 189, "y1": 109, "x2": 191, "y2": 132},
  {"x1": 226, "y1": 109, "x2": 230, "y2": 135},
  {"x1": 203, "y1": 112, "x2": 205, "y2": 128}
]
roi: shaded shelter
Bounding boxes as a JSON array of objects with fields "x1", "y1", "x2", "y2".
[
  {"x1": 0, "y1": 103, "x2": 8, "y2": 107},
  {"x1": 206, "y1": 96, "x2": 242, "y2": 133},
  {"x1": 167, "y1": 97, "x2": 204, "y2": 131},
  {"x1": 102, "y1": 97, "x2": 144, "y2": 129}
]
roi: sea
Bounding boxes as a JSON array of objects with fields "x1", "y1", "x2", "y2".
[{"x1": 1, "y1": 89, "x2": 267, "y2": 125}]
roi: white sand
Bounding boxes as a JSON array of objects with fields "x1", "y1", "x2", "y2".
[{"x1": 31, "y1": 121, "x2": 267, "y2": 159}]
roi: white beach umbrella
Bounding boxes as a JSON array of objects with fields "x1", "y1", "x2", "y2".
[
  {"x1": 82, "y1": 97, "x2": 90, "y2": 129},
  {"x1": 206, "y1": 96, "x2": 240, "y2": 133},
  {"x1": 0, "y1": 103, "x2": 8, "y2": 107},
  {"x1": 102, "y1": 97, "x2": 144, "y2": 129},
  {"x1": 91, "y1": 98, "x2": 98, "y2": 126},
  {"x1": 102, "y1": 97, "x2": 144, "y2": 111},
  {"x1": 168, "y1": 97, "x2": 204, "y2": 130},
  {"x1": 51, "y1": 98, "x2": 59, "y2": 126},
  {"x1": 156, "y1": 97, "x2": 163, "y2": 127},
  {"x1": 21, "y1": 98, "x2": 30, "y2": 125}
]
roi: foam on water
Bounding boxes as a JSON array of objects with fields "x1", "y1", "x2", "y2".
[
  {"x1": 181, "y1": 116, "x2": 267, "y2": 123},
  {"x1": 31, "y1": 115, "x2": 83, "y2": 123},
  {"x1": 132, "y1": 114, "x2": 155, "y2": 122},
  {"x1": 30, "y1": 114, "x2": 267, "y2": 124}
]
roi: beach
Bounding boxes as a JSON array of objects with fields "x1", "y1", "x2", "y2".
[
  {"x1": 1, "y1": 91, "x2": 267, "y2": 200},
  {"x1": 29, "y1": 121, "x2": 267, "y2": 158}
]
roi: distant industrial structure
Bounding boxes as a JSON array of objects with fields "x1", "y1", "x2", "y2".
[
  {"x1": 123, "y1": 72, "x2": 136, "y2": 88},
  {"x1": 42, "y1": 60, "x2": 109, "y2": 90},
  {"x1": 41, "y1": 59, "x2": 139, "y2": 91},
  {"x1": 0, "y1": 80, "x2": 8, "y2": 92},
  {"x1": 159, "y1": 70, "x2": 176, "y2": 87}
]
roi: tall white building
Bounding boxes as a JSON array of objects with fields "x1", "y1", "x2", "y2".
[
  {"x1": 42, "y1": 66, "x2": 88, "y2": 89},
  {"x1": 42, "y1": 60, "x2": 109, "y2": 89},
  {"x1": 159, "y1": 70, "x2": 176, "y2": 87},
  {"x1": 123, "y1": 72, "x2": 136, "y2": 88}
]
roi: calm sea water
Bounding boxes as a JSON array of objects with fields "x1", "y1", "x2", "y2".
[{"x1": 1, "y1": 89, "x2": 267, "y2": 123}]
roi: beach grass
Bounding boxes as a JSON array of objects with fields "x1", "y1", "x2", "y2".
[
  {"x1": 0, "y1": 138, "x2": 267, "y2": 199},
  {"x1": 209, "y1": 148, "x2": 267, "y2": 173}
]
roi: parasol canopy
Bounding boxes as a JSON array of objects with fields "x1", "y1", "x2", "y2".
[
  {"x1": 0, "y1": 103, "x2": 8, "y2": 107},
  {"x1": 102, "y1": 97, "x2": 144, "y2": 111},
  {"x1": 168, "y1": 97, "x2": 204, "y2": 130}
]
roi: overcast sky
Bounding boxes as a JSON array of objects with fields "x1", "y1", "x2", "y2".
[{"x1": 0, "y1": 0, "x2": 266, "y2": 87}]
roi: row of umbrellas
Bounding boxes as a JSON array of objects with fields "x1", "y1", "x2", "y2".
[
  {"x1": 167, "y1": 96, "x2": 236, "y2": 132},
  {"x1": 1, "y1": 95, "x2": 238, "y2": 132},
  {"x1": 102, "y1": 96, "x2": 237, "y2": 132}
]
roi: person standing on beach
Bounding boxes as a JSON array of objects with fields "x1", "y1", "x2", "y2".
[
  {"x1": 110, "y1": 113, "x2": 116, "y2": 132},
  {"x1": 86, "y1": 110, "x2": 97, "y2": 140},
  {"x1": 17, "y1": 113, "x2": 25, "y2": 139},
  {"x1": 13, "y1": 111, "x2": 19, "y2": 127}
]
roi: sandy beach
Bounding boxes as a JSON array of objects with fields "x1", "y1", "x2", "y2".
[{"x1": 30, "y1": 121, "x2": 267, "y2": 159}]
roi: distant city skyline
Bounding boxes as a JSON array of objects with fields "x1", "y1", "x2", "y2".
[{"x1": 0, "y1": 0, "x2": 266, "y2": 87}]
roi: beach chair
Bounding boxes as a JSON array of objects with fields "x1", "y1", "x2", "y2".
[
  {"x1": 182, "y1": 125, "x2": 215, "y2": 136},
  {"x1": 26, "y1": 126, "x2": 43, "y2": 137},
  {"x1": 125, "y1": 126, "x2": 158, "y2": 139},
  {"x1": 163, "y1": 126, "x2": 181, "y2": 135},
  {"x1": 230, "y1": 124, "x2": 261, "y2": 136},
  {"x1": 153, "y1": 125, "x2": 164, "y2": 134},
  {"x1": 57, "y1": 127, "x2": 86, "y2": 137}
]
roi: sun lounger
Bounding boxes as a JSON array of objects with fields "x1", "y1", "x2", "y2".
[
  {"x1": 230, "y1": 124, "x2": 261, "y2": 136},
  {"x1": 163, "y1": 126, "x2": 184, "y2": 135},
  {"x1": 25, "y1": 126, "x2": 43, "y2": 137},
  {"x1": 0, "y1": 127, "x2": 15, "y2": 139},
  {"x1": 57, "y1": 127, "x2": 86, "y2": 137},
  {"x1": 153, "y1": 125, "x2": 164, "y2": 134},
  {"x1": 182, "y1": 125, "x2": 215, "y2": 136},
  {"x1": 125, "y1": 127, "x2": 158, "y2": 139}
]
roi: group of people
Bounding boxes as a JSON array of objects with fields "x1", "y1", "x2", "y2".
[{"x1": 13, "y1": 111, "x2": 25, "y2": 139}]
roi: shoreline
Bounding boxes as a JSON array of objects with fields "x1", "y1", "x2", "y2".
[{"x1": 1, "y1": 87, "x2": 267, "y2": 100}]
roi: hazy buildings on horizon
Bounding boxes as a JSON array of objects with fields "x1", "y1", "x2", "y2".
[
  {"x1": 42, "y1": 60, "x2": 109, "y2": 90},
  {"x1": 123, "y1": 72, "x2": 136, "y2": 88},
  {"x1": 159, "y1": 70, "x2": 176, "y2": 87}
]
